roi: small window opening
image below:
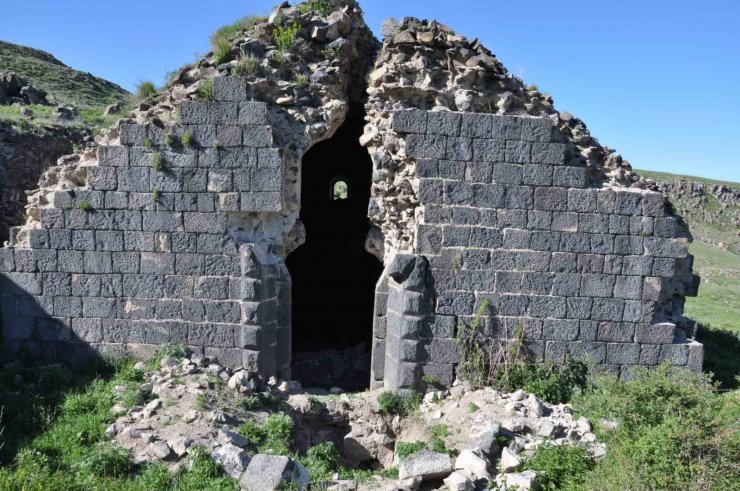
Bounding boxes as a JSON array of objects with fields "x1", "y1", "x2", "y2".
[{"x1": 332, "y1": 179, "x2": 349, "y2": 201}]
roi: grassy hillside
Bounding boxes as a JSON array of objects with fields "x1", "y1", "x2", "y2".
[
  {"x1": 636, "y1": 169, "x2": 740, "y2": 334},
  {"x1": 0, "y1": 40, "x2": 129, "y2": 108}
]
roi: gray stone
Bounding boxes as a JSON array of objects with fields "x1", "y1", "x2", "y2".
[
  {"x1": 398, "y1": 450, "x2": 453, "y2": 481},
  {"x1": 239, "y1": 454, "x2": 309, "y2": 491}
]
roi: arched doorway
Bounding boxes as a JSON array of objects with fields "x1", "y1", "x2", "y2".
[{"x1": 286, "y1": 104, "x2": 382, "y2": 391}]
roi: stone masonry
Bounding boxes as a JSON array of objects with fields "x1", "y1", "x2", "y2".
[
  {"x1": 368, "y1": 110, "x2": 701, "y2": 391},
  {"x1": 0, "y1": 2, "x2": 703, "y2": 390}
]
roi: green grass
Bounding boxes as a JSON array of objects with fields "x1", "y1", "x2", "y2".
[
  {"x1": 571, "y1": 366, "x2": 739, "y2": 490},
  {"x1": 273, "y1": 23, "x2": 301, "y2": 53},
  {"x1": 377, "y1": 391, "x2": 421, "y2": 416},
  {"x1": 0, "y1": 40, "x2": 129, "y2": 108},
  {"x1": 196, "y1": 79, "x2": 213, "y2": 100},
  {"x1": 0, "y1": 103, "x2": 123, "y2": 129}
]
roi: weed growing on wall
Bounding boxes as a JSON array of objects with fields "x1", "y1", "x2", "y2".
[
  {"x1": 135, "y1": 81, "x2": 157, "y2": 100},
  {"x1": 196, "y1": 79, "x2": 213, "y2": 100},
  {"x1": 274, "y1": 23, "x2": 301, "y2": 53},
  {"x1": 231, "y1": 55, "x2": 261, "y2": 77}
]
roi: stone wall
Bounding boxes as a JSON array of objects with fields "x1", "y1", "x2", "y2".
[
  {"x1": 368, "y1": 109, "x2": 701, "y2": 390},
  {"x1": 0, "y1": 86, "x2": 290, "y2": 375},
  {"x1": 0, "y1": 123, "x2": 91, "y2": 242}
]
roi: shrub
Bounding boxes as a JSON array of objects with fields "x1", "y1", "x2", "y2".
[
  {"x1": 75, "y1": 200, "x2": 91, "y2": 212},
  {"x1": 428, "y1": 424, "x2": 449, "y2": 453},
  {"x1": 377, "y1": 391, "x2": 421, "y2": 416},
  {"x1": 395, "y1": 441, "x2": 426, "y2": 461},
  {"x1": 232, "y1": 55, "x2": 261, "y2": 77},
  {"x1": 293, "y1": 73, "x2": 309, "y2": 87},
  {"x1": 143, "y1": 136, "x2": 154, "y2": 148},
  {"x1": 135, "y1": 80, "x2": 157, "y2": 100},
  {"x1": 573, "y1": 366, "x2": 740, "y2": 490},
  {"x1": 213, "y1": 37, "x2": 233, "y2": 65},
  {"x1": 196, "y1": 79, "x2": 213, "y2": 100},
  {"x1": 181, "y1": 131, "x2": 194, "y2": 148},
  {"x1": 507, "y1": 360, "x2": 588, "y2": 404},
  {"x1": 239, "y1": 413, "x2": 294, "y2": 455},
  {"x1": 274, "y1": 23, "x2": 301, "y2": 52},
  {"x1": 164, "y1": 133, "x2": 178, "y2": 148},
  {"x1": 151, "y1": 152, "x2": 164, "y2": 172},
  {"x1": 300, "y1": 441, "x2": 341, "y2": 482},
  {"x1": 72, "y1": 443, "x2": 134, "y2": 477},
  {"x1": 523, "y1": 443, "x2": 594, "y2": 491},
  {"x1": 298, "y1": 0, "x2": 334, "y2": 17}
]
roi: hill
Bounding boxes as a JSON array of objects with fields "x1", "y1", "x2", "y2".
[
  {"x1": 0, "y1": 40, "x2": 129, "y2": 108},
  {"x1": 636, "y1": 169, "x2": 740, "y2": 333}
]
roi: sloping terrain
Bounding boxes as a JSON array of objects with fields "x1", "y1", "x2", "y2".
[
  {"x1": 636, "y1": 169, "x2": 740, "y2": 333},
  {"x1": 0, "y1": 40, "x2": 129, "y2": 108}
]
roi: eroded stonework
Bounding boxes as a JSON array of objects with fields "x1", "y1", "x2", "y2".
[{"x1": 0, "y1": 0, "x2": 702, "y2": 389}]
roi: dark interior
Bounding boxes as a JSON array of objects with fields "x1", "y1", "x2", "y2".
[{"x1": 287, "y1": 104, "x2": 382, "y2": 390}]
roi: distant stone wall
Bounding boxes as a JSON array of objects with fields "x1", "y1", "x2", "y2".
[{"x1": 369, "y1": 110, "x2": 702, "y2": 390}]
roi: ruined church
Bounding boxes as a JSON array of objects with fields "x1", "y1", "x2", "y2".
[{"x1": 0, "y1": 0, "x2": 702, "y2": 392}]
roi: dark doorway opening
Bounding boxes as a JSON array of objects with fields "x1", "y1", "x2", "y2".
[{"x1": 287, "y1": 104, "x2": 382, "y2": 391}]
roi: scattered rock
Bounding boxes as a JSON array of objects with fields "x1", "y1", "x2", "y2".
[
  {"x1": 398, "y1": 450, "x2": 453, "y2": 481},
  {"x1": 501, "y1": 470, "x2": 540, "y2": 490},
  {"x1": 455, "y1": 449, "x2": 490, "y2": 480},
  {"x1": 148, "y1": 440, "x2": 172, "y2": 460},
  {"x1": 239, "y1": 454, "x2": 310, "y2": 491},
  {"x1": 443, "y1": 470, "x2": 475, "y2": 491},
  {"x1": 499, "y1": 447, "x2": 522, "y2": 473},
  {"x1": 212, "y1": 443, "x2": 250, "y2": 478}
]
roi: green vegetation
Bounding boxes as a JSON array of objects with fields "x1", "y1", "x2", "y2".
[
  {"x1": 76, "y1": 200, "x2": 92, "y2": 212},
  {"x1": 456, "y1": 300, "x2": 588, "y2": 403},
  {"x1": 394, "y1": 441, "x2": 425, "y2": 461},
  {"x1": 571, "y1": 366, "x2": 739, "y2": 490},
  {"x1": 377, "y1": 391, "x2": 421, "y2": 416},
  {"x1": 467, "y1": 402, "x2": 480, "y2": 413},
  {"x1": 0, "y1": 40, "x2": 129, "y2": 108},
  {"x1": 292, "y1": 73, "x2": 309, "y2": 87},
  {"x1": 427, "y1": 424, "x2": 449, "y2": 454},
  {"x1": 299, "y1": 441, "x2": 341, "y2": 482},
  {"x1": 298, "y1": 0, "x2": 335, "y2": 17},
  {"x1": 164, "y1": 133, "x2": 179, "y2": 148},
  {"x1": 523, "y1": 443, "x2": 595, "y2": 491},
  {"x1": 151, "y1": 152, "x2": 164, "y2": 172},
  {"x1": 196, "y1": 79, "x2": 213, "y2": 100},
  {"x1": 143, "y1": 137, "x2": 154, "y2": 148},
  {"x1": 0, "y1": 103, "x2": 124, "y2": 131},
  {"x1": 181, "y1": 131, "x2": 194, "y2": 148},
  {"x1": 238, "y1": 413, "x2": 294, "y2": 455},
  {"x1": 273, "y1": 23, "x2": 301, "y2": 53},
  {"x1": 231, "y1": 55, "x2": 261, "y2": 77},
  {"x1": 135, "y1": 80, "x2": 157, "y2": 100},
  {"x1": 213, "y1": 38, "x2": 233, "y2": 65}
]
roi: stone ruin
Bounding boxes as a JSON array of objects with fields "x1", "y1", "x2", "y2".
[{"x1": 0, "y1": 0, "x2": 702, "y2": 392}]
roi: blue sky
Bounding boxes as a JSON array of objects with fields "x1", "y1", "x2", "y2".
[{"x1": 2, "y1": 0, "x2": 738, "y2": 181}]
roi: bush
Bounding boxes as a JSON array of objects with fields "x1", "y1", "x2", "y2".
[
  {"x1": 523, "y1": 443, "x2": 594, "y2": 491},
  {"x1": 507, "y1": 359, "x2": 588, "y2": 404},
  {"x1": 213, "y1": 37, "x2": 233, "y2": 65},
  {"x1": 274, "y1": 23, "x2": 301, "y2": 52},
  {"x1": 135, "y1": 80, "x2": 157, "y2": 100},
  {"x1": 377, "y1": 391, "x2": 421, "y2": 416},
  {"x1": 395, "y1": 441, "x2": 425, "y2": 461},
  {"x1": 72, "y1": 443, "x2": 134, "y2": 478},
  {"x1": 300, "y1": 441, "x2": 341, "y2": 482},
  {"x1": 239, "y1": 413, "x2": 294, "y2": 455},
  {"x1": 428, "y1": 424, "x2": 449, "y2": 453},
  {"x1": 232, "y1": 55, "x2": 261, "y2": 77},
  {"x1": 298, "y1": 0, "x2": 334, "y2": 17},
  {"x1": 573, "y1": 366, "x2": 739, "y2": 490},
  {"x1": 196, "y1": 79, "x2": 213, "y2": 100}
]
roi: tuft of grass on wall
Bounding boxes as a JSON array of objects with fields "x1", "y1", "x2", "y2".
[{"x1": 135, "y1": 81, "x2": 157, "y2": 100}]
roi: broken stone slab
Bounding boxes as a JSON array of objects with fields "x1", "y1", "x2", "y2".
[
  {"x1": 219, "y1": 429, "x2": 250, "y2": 448},
  {"x1": 148, "y1": 440, "x2": 172, "y2": 460},
  {"x1": 500, "y1": 470, "x2": 540, "y2": 490},
  {"x1": 239, "y1": 454, "x2": 310, "y2": 491},
  {"x1": 499, "y1": 447, "x2": 522, "y2": 473},
  {"x1": 443, "y1": 470, "x2": 475, "y2": 491},
  {"x1": 398, "y1": 450, "x2": 453, "y2": 481},
  {"x1": 169, "y1": 436, "x2": 193, "y2": 457},
  {"x1": 213, "y1": 443, "x2": 250, "y2": 478},
  {"x1": 454, "y1": 449, "x2": 490, "y2": 480},
  {"x1": 466, "y1": 417, "x2": 501, "y2": 456}
]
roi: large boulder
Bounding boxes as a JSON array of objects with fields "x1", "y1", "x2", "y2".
[
  {"x1": 398, "y1": 450, "x2": 453, "y2": 481},
  {"x1": 239, "y1": 454, "x2": 310, "y2": 491}
]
